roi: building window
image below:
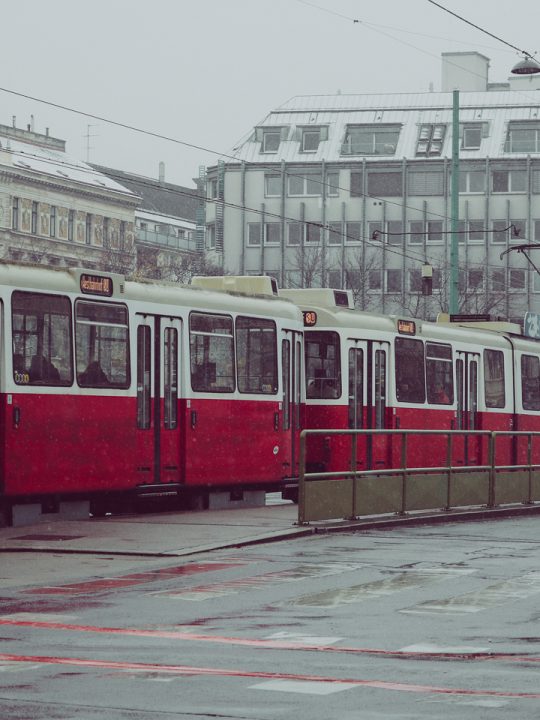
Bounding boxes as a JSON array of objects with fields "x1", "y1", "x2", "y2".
[
  {"x1": 467, "y1": 268, "x2": 484, "y2": 291},
  {"x1": 462, "y1": 124, "x2": 483, "y2": 149},
  {"x1": 492, "y1": 169, "x2": 527, "y2": 193},
  {"x1": 327, "y1": 222, "x2": 342, "y2": 245},
  {"x1": 265, "y1": 174, "x2": 281, "y2": 197},
  {"x1": 85, "y1": 214, "x2": 92, "y2": 245},
  {"x1": 409, "y1": 269, "x2": 422, "y2": 292},
  {"x1": 509, "y1": 268, "x2": 526, "y2": 291},
  {"x1": 327, "y1": 270, "x2": 342, "y2": 288},
  {"x1": 367, "y1": 171, "x2": 402, "y2": 197},
  {"x1": 416, "y1": 124, "x2": 446, "y2": 156},
  {"x1": 491, "y1": 269, "x2": 505, "y2": 292},
  {"x1": 345, "y1": 221, "x2": 361, "y2": 244},
  {"x1": 350, "y1": 171, "x2": 363, "y2": 197},
  {"x1": 103, "y1": 217, "x2": 109, "y2": 247},
  {"x1": 504, "y1": 122, "x2": 540, "y2": 153},
  {"x1": 385, "y1": 269, "x2": 402, "y2": 293},
  {"x1": 265, "y1": 223, "x2": 281, "y2": 245},
  {"x1": 206, "y1": 223, "x2": 216, "y2": 249},
  {"x1": 262, "y1": 130, "x2": 281, "y2": 153},
  {"x1": 285, "y1": 270, "x2": 302, "y2": 288},
  {"x1": 386, "y1": 220, "x2": 403, "y2": 245},
  {"x1": 247, "y1": 223, "x2": 262, "y2": 246},
  {"x1": 326, "y1": 172, "x2": 339, "y2": 197},
  {"x1": 301, "y1": 129, "x2": 321, "y2": 152},
  {"x1": 287, "y1": 222, "x2": 302, "y2": 246},
  {"x1": 368, "y1": 222, "x2": 383, "y2": 242},
  {"x1": 492, "y1": 219, "x2": 508, "y2": 243},
  {"x1": 409, "y1": 221, "x2": 424, "y2": 245},
  {"x1": 368, "y1": 270, "x2": 382, "y2": 292},
  {"x1": 342, "y1": 125, "x2": 400, "y2": 156},
  {"x1": 459, "y1": 170, "x2": 486, "y2": 193},
  {"x1": 306, "y1": 222, "x2": 321, "y2": 244},
  {"x1": 468, "y1": 220, "x2": 485, "y2": 243},
  {"x1": 12, "y1": 197, "x2": 19, "y2": 230},
  {"x1": 288, "y1": 172, "x2": 323, "y2": 196},
  {"x1": 427, "y1": 221, "x2": 443, "y2": 243},
  {"x1": 31, "y1": 201, "x2": 38, "y2": 234},
  {"x1": 408, "y1": 170, "x2": 444, "y2": 196}
]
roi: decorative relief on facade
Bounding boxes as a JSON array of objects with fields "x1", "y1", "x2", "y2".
[
  {"x1": 76, "y1": 211, "x2": 86, "y2": 243},
  {"x1": 125, "y1": 222, "x2": 135, "y2": 251},
  {"x1": 57, "y1": 207, "x2": 68, "y2": 240},
  {"x1": 21, "y1": 199, "x2": 31, "y2": 232},
  {"x1": 40, "y1": 203, "x2": 50, "y2": 235},
  {"x1": 109, "y1": 218, "x2": 120, "y2": 249},
  {"x1": 93, "y1": 215, "x2": 103, "y2": 247}
]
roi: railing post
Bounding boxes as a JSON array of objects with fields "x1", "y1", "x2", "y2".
[
  {"x1": 527, "y1": 432, "x2": 533, "y2": 505},
  {"x1": 488, "y1": 432, "x2": 495, "y2": 508},
  {"x1": 400, "y1": 431, "x2": 408, "y2": 515},
  {"x1": 350, "y1": 430, "x2": 358, "y2": 520},
  {"x1": 298, "y1": 431, "x2": 307, "y2": 525}
]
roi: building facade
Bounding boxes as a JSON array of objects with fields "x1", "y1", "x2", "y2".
[
  {"x1": 204, "y1": 53, "x2": 540, "y2": 323},
  {"x1": 0, "y1": 122, "x2": 138, "y2": 273}
]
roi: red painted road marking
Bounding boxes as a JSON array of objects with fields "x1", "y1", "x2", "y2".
[
  {"x1": 0, "y1": 619, "x2": 538, "y2": 664},
  {"x1": 0, "y1": 652, "x2": 538, "y2": 698},
  {"x1": 23, "y1": 562, "x2": 242, "y2": 595}
]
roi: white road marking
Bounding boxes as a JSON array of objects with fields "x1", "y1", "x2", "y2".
[
  {"x1": 399, "y1": 643, "x2": 490, "y2": 654},
  {"x1": 251, "y1": 679, "x2": 358, "y2": 695},
  {"x1": 265, "y1": 631, "x2": 342, "y2": 646}
]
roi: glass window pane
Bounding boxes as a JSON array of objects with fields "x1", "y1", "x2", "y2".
[
  {"x1": 305, "y1": 331, "x2": 341, "y2": 399},
  {"x1": 484, "y1": 349, "x2": 505, "y2": 408},
  {"x1": 190, "y1": 313, "x2": 234, "y2": 392},
  {"x1": 76, "y1": 300, "x2": 129, "y2": 388},
  {"x1": 236, "y1": 317, "x2": 277, "y2": 394},
  {"x1": 395, "y1": 337, "x2": 425, "y2": 403}
]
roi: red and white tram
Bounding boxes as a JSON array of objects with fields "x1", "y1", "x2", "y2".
[
  {"x1": 0, "y1": 265, "x2": 304, "y2": 520},
  {"x1": 279, "y1": 287, "x2": 540, "y2": 476}
]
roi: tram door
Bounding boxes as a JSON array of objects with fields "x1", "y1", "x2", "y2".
[
  {"x1": 455, "y1": 351, "x2": 480, "y2": 465},
  {"x1": 281, "y1": 330, "x2": 303, "y2": 479},
  {"x1": 135, "y1": 315, "x2": 183, "y2": 489},
  {"x1": 348, "y1": 340, "x2": 390, "y2": 470}
]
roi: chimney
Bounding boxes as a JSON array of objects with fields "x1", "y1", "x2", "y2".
[
  {"x1": 159, "y1": 161, "x2": 165, "y2": 183},
  {"x1": 12, "y1": 116, "x2": 16, "y2": 128},
  {"x1": 30, "y1": 115, "x2": 35, "y2": 132}
]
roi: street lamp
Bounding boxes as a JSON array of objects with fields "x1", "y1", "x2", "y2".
[{"x1": 511, "y1": 54, "x2": 540, "y2": 75}]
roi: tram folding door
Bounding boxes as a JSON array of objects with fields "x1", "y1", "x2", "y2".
[
  {"x1": 348, "y1": 340, "x2": 390, "y2": 471},
  {"x1": 135, "y1": 316, "x2": 183, "y2": 490},
  {"x1": 455, "y1": 350, "x2": 480, "y2": 465},
  {"x1": 281, "y1": 330, "x2": 303, "y2": 481}
]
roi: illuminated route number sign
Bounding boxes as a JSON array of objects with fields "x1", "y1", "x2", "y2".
[
  {"x1": 303, "y1": 310, "x2": 318, "y2": 327},
  {"x1": 80, "y1": 273, "x2": 113, "y2": 297},
  {"x1": 397, "y1": 319, "x2": 416, "y2": 335}
]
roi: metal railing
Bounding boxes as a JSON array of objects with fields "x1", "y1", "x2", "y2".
[{"x1": 298, "y1": 429, "x2": 540, "y2": 524}]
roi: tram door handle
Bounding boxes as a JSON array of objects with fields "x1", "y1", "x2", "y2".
[
  {"x1": 274, "y1": 411, "x2": 280, "y2": 431},
  {"x1": 13, "y1": 406, "x2": 21, "y2": 429},
  {"x1": 190, "y1": 410, "x2": 197, "y2": 429}
]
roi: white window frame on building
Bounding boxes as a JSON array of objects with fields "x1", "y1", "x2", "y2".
[
  {"x1": 206, "y1": 223, "x2": 216, "y2": 249},
  {"x1": 287, "y1": 171, "x2": 323, "y2": 197},
  {"x1": 247, "y1": 222, "x2": 281, "y2": 246},
  {"x1": 345, "y1": 221, "x2": 362, "y2": 244},
  {"x1": 262, "y1": 130, "x2": 282, "y2": 153},
  {"x1": 408, "y1": 220, "x2": 424, "y2": 245},
  {"x1": 457, "y1": 219, "x2": 485, "y2": 243},
  {"x1": 327, "y1": 221, "x2": 343, "y2": 245},
  {"x1": 509, "y1": 268, "x2": 526, "y2": 292},
  {"x1": 416, "y1": 124, "x2": 446, "y2": 157},
  {"x1": 491, "y1": 268, "x2": 505, "y2": 292},
  {"x1": 467, "y1": 268, "x2": 484, "y2": 292},
  {"x1": 298, "y1": 126, "x2": 328, "y2": 153},
  {"x1": 368, "y1": 269, "x2": 382, "y2": 292},
  {"x1": 385, "y1": 268, "x2": 402, "y2": 293},
  {"x1": 459, "y1": 169, "x2": 486, "y2": 193},
  {"x1": 327, "y1": 269, "x2": 342, "y2": 288},
  {"x1": 265, "y1": 174, "x2": 281, "y2": 197},
  {"x1": 427, "y1": 220, "x2": 444, "y2": 244},
  {"x1": 341, "y1": 124, "x2": 401, "y2": 156},
  {"x1": 492, "y1": 169, "x2": 527, "y2": 193},
  {"x1": 408, "y1": 268, "x2": 422, "y2": 293},
  {"x1": 504, "y1": 122, "x2": 540, "y2": 153},
  {"x1": 461, "y1": 123, "x2": 485, "y2": 150}
]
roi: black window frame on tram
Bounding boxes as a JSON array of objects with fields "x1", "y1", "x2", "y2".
[
  {"x1": 521, "y1": 354, "x2": 540, "y2": 411},
  {"x1": 395, "y1": 336, "x2": 425, "y2": 403},
  {"x1": 75, "y1": 299, "x2": 130, "y2": 389},
  {"x1": 12, "y1": 291, "x2": 73, "y2": 387},
  {"x1": 425, "y1": 342, "x2": 454, "y2": 405},
  {"x1": 189, "y1": 312, "x2": 235, "y2": 393},
  {"x1": 235, "y1": 316, "x2": 278, "y2": 394},
  {"x1": 305, "y1": 330, "x2": 341, "y2": 399},
  {"x1": 484, "y1": 348, "x2": 505, "y2": 408},
  {"x1": 137, "y1": 325, "x2": 151, "y2": 429}
]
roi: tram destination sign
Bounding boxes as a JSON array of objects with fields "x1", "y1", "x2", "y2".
[{"x1": 80, "y1": 273, "x2": 113, "y2": 297}]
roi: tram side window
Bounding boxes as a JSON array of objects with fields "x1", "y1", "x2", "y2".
[
  {"x1": 12, "y1": 291, "x2": 72, "y2": 386},
  {"x1": 190, "y1": 312, "x2": 234, "y2": 392},
  {"x1": 395, "y1": 337, "x2": 425, "y2": 403},
  {"x1": 484, "y1": 349, "x2": 505, "y2": 408},
  {"x1": 236, "y1": 317, "x2": 277, "y2": 394},
  {"x1": 75, "y1": 301, "x2": 130, "y2": 388},
  {"x1": 521, "y1": 355, "x2": 540, "y2": 411},
  {"x1": 305, "y1": 331, "x2": 341, "y2": 399},
  {"x1": 426, "y1": 342, "x2": 453, "y2": 405}
]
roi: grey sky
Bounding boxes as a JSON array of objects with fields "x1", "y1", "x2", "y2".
[{"x1": 3, "y1": 0, "x2": 538, "y2": 186}]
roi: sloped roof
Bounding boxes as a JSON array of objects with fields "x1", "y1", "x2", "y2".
[
  {"x1": 228, "y1": 90, "x2": 540, "y2": 164},
  {"x1": 0, "y1": 134, "x2": 135, "y2": 196},
  {"x1": 92, "y1": 165, "x2": 200, "y2": 222}
]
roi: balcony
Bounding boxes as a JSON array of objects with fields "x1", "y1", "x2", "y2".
[{"x1": 135, "y1": 227, "x2": 198, "y2": 252}]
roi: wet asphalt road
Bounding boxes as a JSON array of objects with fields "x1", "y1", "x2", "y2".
[{"x1": 1, "y1": 516, "x2": 540, "y2": 719}]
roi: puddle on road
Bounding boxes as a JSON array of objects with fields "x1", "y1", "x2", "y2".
[{"x1": 288, "y1": 568, "x2": 474, "y2": 608}]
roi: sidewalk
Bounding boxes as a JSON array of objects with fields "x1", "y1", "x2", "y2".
[{"x1": 0, "y1": 501, "x2": 309, "y2": 557}]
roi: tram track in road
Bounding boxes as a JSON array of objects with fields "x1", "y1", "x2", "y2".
[{"x1": 0, "y1": 618, "x2": 539, "y2": 665}]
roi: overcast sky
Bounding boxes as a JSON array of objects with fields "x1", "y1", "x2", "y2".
[{"x1": 3, "y1": 0, "x2": 539, "y2": 187}]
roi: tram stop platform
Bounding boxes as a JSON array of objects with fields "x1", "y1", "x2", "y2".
[{"x1": 0, "y1": 496, "x2": 308, "y2": 557}]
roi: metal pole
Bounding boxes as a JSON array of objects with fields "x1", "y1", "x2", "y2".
[{"x1": 450, "y1": 89, "x2": 460, "y2": 314}]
